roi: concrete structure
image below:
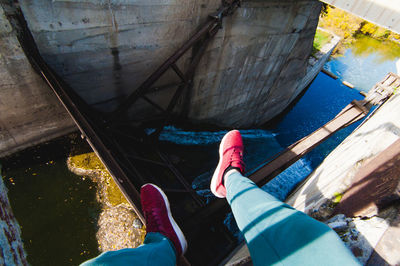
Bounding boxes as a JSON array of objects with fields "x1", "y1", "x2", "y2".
[
  {"x1": 1, "y1": 0, "x2": 323, "y2": 155},
  {"x1": 0, "y1": 6, "x2": 76, "y2": 158},
  {"x1": 321, "y1": 0, "x2": 400, "y2": 34},
  {"x1": 185, "y1": 1, "x2": 322, "y2": 126},
  {"x1": 18, "y1": 0, "x2": 322, "y2": 127},
  {"x1": 0, "y1": 0, "x2": 324, "y2": 154}
]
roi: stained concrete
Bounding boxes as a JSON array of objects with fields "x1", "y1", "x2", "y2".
[
  {"x1": 188, "y1": 1, "x2": 323, "y2": 127},
  {"x1": 1, "y1": 0, "x2": 322, "y2": 155},
  {"x1": 0, "y1": 6, "x2": 76, "y2": 158},
  {"x1": 18, "y1": 0, "x2": 321, "y2": 127}
]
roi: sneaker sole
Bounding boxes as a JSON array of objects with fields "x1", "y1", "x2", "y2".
[
  {"x1": 144, "y1": 184, "x2": 188, "y2": 254},
  {"x1": 210, "y1": 131, "x2": 230, "y2": 198}
]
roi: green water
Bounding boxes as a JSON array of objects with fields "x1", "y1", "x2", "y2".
[
  {"x1": 1, "y1": 137, "x2": 101, "y2": 265},
  {"x1": 351, "y1": 34, "x2": 400, "y2": 63}
]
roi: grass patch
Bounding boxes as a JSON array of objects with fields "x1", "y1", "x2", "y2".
[
  {"x1": 312, "y1": 29, "x2": 333, "y2": 56},
  {"x1": 332, "y1": 192, "x2": 343, "y2": 205}
]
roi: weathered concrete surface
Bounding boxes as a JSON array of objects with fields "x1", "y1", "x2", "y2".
[
  {"x1": 188, "y1": 0, "x2": 323, "y2": 126},
  {"x1": 325, "y1": 213, "x2": 390, "y2": 265},
  {"x1": 367, "y1": 209, "x2": 400, "y2": 266},
  {"x1": 333, "y1": 139, "x2": 400, "y2": 218},
  {"x1": 0, "y1": 167, "x2": 28, "y2": 265},
  {"x1": 18, "y1": 0, "x2": 322, "y2": 128},
  {"x1": 0, "y1": 6, "x2": 76, "y2": 158},
  {"x1": 1, "y1": 0, "x2": 322, "y2": 155}
]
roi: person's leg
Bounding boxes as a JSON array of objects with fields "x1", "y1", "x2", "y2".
[
  {"x1": 81, "y1": 232, "x2": 176, "y2": 266},
  {"x1": 225, "y1": 170, "x2": 360, "y2": 266},
  {"x1": 81, "y1": 183, "x2": 187, "y2": 266},
  {"x1": 210, "y1": 130, "x2": 359, "y2": 265}
]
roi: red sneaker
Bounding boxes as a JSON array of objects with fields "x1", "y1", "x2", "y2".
[
  {"x1": 210, "y1": 130, "x2": 245, "y2": 198},
  {"x1": 140, "y1": 184, "x2": 187, "y2": 256}
]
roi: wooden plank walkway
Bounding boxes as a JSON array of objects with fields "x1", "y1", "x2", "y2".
[
  {"x1": 250, "y1": 100, "x2": 369, "y2": 186},
  {"x1": 365, "y1": 72, "x2": 400, "y2": 105},
  {"x1": 251, "y1": 72, "x2": 399, "y2": 187}
]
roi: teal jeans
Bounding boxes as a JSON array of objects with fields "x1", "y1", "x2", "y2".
[
  {"x1": 80, "y1": 233, "x2": 176, "y2": 266},
  {"x1": 82, "y1": 172, "x2": 359, "y2": 265},
  {"x1": 226, "y1": 171, "x2": 360, "y2": 265}
]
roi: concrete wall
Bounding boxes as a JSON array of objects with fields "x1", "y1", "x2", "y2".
[
  {"x1": 286, "y1": 92, "x2": 400, "y2": 265},
  {"x1": 0, "y1": 6, "x2": 76, "y2": 158},
  {"x1": 188, "y1": 0, "x2": 322, "y2": 127},
  {"x1": 18, "y1": 0, "x2": 321, "y2": 127},
  {"x1": 1, "y1": 0, "x2": 322, "y2": 155}
]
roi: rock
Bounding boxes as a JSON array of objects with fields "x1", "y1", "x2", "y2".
[
  {"x1": 325, "y1": 214, "x2": 346, "y2": 224},
  {"x1": 327, "y1": 221, "x2": 348, "y2": 231},
  {"x1": 0, "y1": 168, "x2": 28, "y2": 265},
  {"x1": 67, "y1": 152, "x2": 146, "y2": 253},
  {"x1": 133, "y1": 218, "x2": 143, "y2": 229},
  {"x1": 97, "y1": 204, "x2": 145, "y2": 252}
]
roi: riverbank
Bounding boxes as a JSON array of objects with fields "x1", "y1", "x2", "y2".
[
  {"x1": 67, "y1": 152, "x2": 146, "y2": 253},
  {"x1": 318, "y1": 5, "x2": 400, "y2": 57}
]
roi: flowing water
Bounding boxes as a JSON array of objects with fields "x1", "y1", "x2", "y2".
[{"x1": 1, "y1": 35, "x2": 399, "y2": 265}]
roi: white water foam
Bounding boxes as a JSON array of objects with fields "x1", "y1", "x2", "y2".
[{"x1": 155, "y1": 126, "x2": 277, "y2": 145}]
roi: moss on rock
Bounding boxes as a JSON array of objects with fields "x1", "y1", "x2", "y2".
[
  {"x1": 68, "y1": 152, "x2": 129, "y2": 206},
  {"x1": 67, "y1": 152, "x2": 145, "y2": 252}
]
